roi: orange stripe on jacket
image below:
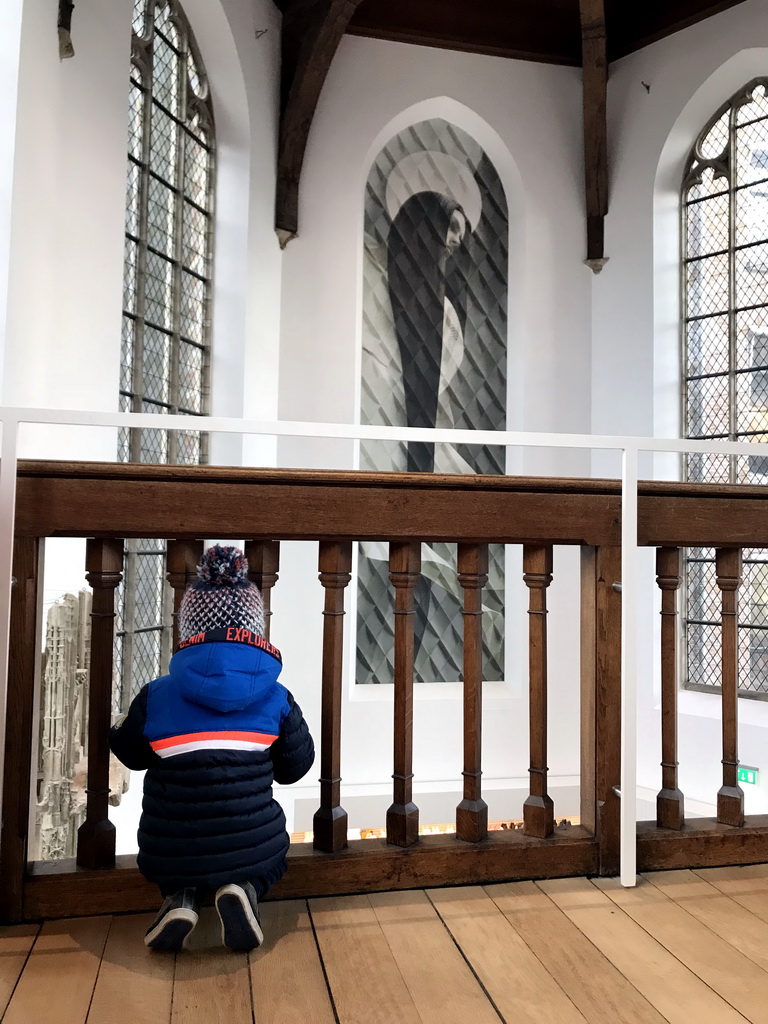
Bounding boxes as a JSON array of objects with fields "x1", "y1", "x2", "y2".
[{"x1": 150, "y1": 730, "x2": 279, "y2": 751}]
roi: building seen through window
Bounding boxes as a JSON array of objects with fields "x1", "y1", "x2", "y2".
[{"x1": 683, "y1": 79, "x2": 768, "y2": 698}]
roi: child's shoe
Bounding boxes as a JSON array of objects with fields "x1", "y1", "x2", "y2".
[
  {"x1": 215, "y1": 881, "x2": 264, "y2": 952},
  {"x1": 144, "y1": 888, "x2": 199, "y2": 951}
]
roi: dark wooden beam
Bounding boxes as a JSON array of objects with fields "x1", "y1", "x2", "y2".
[
  {"x1": 276, "y1": 0, "x2": 364, "y2": 246},
  {"x1": 580, "y1": 0, "x2": 608, "y2": 271}
]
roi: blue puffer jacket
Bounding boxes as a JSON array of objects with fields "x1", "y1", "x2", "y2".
[{"x1": 108, "y1": 627, "x2": 314, "y2": 895}]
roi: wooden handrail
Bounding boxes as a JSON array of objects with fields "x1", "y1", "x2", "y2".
[
  {"x1": 14, "y1": 460, "x2": 768, "y2": 548},
  {"x1": 15, "y1": 458, "x2": 768, "y2": 498}
]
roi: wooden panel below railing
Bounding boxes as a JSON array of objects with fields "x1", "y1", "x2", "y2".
[
  {"x1": 24, "y1": 813, "x2": 768, "y2": 920},
  {"x1": 637, "y1": 816, "x2": 768, "y2": 871},
  {"x1": 23, "y1": 827, "x2": 597, "y2": 920}
]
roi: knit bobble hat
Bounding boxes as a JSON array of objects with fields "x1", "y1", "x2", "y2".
[{"x1": 178, "y1": 545, "x2": 266, "y2": 642}]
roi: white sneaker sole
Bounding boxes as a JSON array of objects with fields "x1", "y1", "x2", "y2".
[
  {"x1": 144, "y1": 907, "x2": 198, "y2": 951},
  {"x1": 215, "y1": 884, "x2": 264, "y2": 952}
]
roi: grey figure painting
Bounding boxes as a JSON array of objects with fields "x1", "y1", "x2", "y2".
[{"x1": 358, "y1": 118, "x2": 508, "y2": 684}]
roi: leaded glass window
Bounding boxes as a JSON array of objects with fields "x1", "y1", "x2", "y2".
[
  {"x1": 682, "y1": 79, "x2": 768, "y2": 699},
  {"x1": 115, "y1": 0, "x2": 215, "y2": 711}
]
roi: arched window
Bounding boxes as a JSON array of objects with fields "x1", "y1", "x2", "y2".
[
  {"x1": 115, "y1": 0, "x2": 215, "y2": 709},
  {"x1": 357, "y1": 118, "x2": 508, "y2": 684},
  {"x1": 682, "y1": 80, "x2": 768, "y2": 699}
]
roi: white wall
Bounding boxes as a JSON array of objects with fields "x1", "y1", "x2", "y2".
[
  {"x1": 599, "y1": 0, "x2": 768, "y2": 815},
  {"x1": 0, "y1": 0, "x2": 24, "y2": 394},
  {"x1": 4, "y1": 0, "x2": 132, "y2": 462}
]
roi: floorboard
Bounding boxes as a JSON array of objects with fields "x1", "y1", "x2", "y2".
[
  {"x1": 369, "y1": 889, "x2": 502, "y2": 1024},
  {"x1": 695, "y1": 864, "x2": 768, "y2": 925},
  {"x1": 539, "y1": 876, "x2": 749, "y2": 1024},
  {"x1": 86, "y1": 914, "x2": 174, "y2": 1024},
  {"x1": 3, "y1": 917, "x2": 111, "y2": 1024},
  {"x1": 486, "y1": 880, "x2": 666, "y2": 1024},
  {"x1": 249, "y1": 899, "x2": 336, "y2": 1024},
  {"x1": 0, "y1": 925, "x2": 38, "y2": 1018},
  {"x1": 428, "y1": 885, "x2": 588, "y2": 1024},
  {"x1": 594, "y1": 875, "x2": 768, "y2": 1023},
  {"x1": 644, "y1": 869, "x2": 768, "y2": 973},
  {"x1": 172, "y1": 948, "x2": 252, "y2": 1024},
  {"x1": 309, "y1": 894, "x2": 422, "y2": 1024},
  {"x1": 13, "y1": 872, "x2": 768, "y2": 1024}
]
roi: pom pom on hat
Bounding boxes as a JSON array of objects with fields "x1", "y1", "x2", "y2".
[
  {"x1": 179, "y1": 545, "x2": 265, "y2": 641},
  {"x1": 195, "y1": 545, "x2": 249, "y2": 588}
]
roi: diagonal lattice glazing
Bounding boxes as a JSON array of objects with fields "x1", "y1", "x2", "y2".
[
  {"x1": 683, "y1": 79, "x2": 768, "y2": 699},
  {"x1": 115, "y1": 0, "x2": 215, "y2": 712}
]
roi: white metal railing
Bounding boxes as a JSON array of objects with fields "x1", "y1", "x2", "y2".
[{"x1": 0, "y1": 405, "x2": 765, "y2": 887}]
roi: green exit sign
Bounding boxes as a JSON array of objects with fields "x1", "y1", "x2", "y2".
[{"x1": 738, "y1": 766, "x2": 760, "y2": 785}]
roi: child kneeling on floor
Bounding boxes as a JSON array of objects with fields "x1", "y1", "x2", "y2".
[{"x1": 109, "y1": 545, "x2": 314, "y2": 953}]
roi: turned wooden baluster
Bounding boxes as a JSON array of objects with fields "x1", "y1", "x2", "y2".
[
  {"x1": 656, "y1": 547, "x2": 684, "y2": 829},
  {"x1": 245, "y1": 540, "x2": 280, "y2": 641},
  {"x1": 313, "y1": 541, "x2": 352, "y2": 852},
  {"x1": 716, "y1": 547, "x2": 744, "y2": 826},
  {"x1": 523, "y1": 544, "x2": 555, "y2": 838},
  {"x1": 166, "y1": 540, "x2": 202, "y2": 650},
  {"x1": 77, "y1": 538, "x2": 123, "y2": 870},
  {"x1": 386, "y1": 541, "x2": 420, "y2": 847},
  {"x1": 456, "y1": 543, "x2": 489, "y2": 843}
]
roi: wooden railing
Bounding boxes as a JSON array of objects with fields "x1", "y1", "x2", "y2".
[{"x1": 2, "y1": 461, "x2": 768, "y2": 922}]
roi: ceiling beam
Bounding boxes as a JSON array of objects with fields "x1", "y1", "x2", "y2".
[
  {"x1": 606, "y1": 0, "x2": 749, "y2": 61},
  {"x1": 276, "y1": 0, "x2": 364, "y2": 247},
  {"x1": 580, "y1": 0, "x2": 608, "y2": 271}
]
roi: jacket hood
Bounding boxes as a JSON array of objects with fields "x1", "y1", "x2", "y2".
[{"x1": 169, "y1": 640, "x2": 282, "y2": 713}]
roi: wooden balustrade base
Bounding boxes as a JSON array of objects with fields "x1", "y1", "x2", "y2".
[
  {"x1": 21, "y1": 827, "x2": 596, "y2": 921},
  {"x1": 638, "y1": 815, "x2": 768, "y2": 871}
]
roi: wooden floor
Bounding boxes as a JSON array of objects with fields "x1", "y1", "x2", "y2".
[{"x1": 6, "y1": 866, "x2": 768, "y2": 1022}]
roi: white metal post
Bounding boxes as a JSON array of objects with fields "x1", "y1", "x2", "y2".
[{"x1": 620, "y1": 446, "x2": 639, "y2": 886}]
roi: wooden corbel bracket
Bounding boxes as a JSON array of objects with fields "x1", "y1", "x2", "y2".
[
  {"x1": 580, "y1": 0, "x2": 608, "y2": 272},
  {"x1": 276, "y1": 0, "x2": 364, "y2": 247}
]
